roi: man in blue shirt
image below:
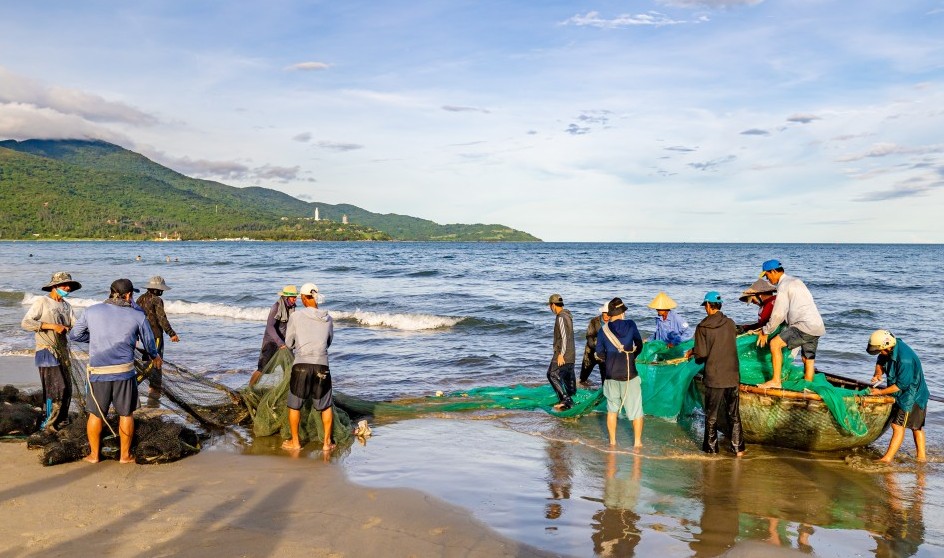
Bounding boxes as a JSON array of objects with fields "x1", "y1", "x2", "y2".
[
  {"x1": 866, "y1": 330, "x2": 929, "y2": 463},
  {"x1": 70, "y1": 278, "x2": 161, "y2": 464},
  {"x1": 647, "y1": 292, "x2": 692, "y2": 347}
]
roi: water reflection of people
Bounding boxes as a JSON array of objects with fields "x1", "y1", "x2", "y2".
[
  {"x1": 874, "y1": 468, "x2": 925, "y2": 557},
  {"x1": 591, "y1": 451, "x2": 642, "y2": 556},
  {"x1": 544, "y1": 440, "x2": 572, "y2": 520},
  {"x1": 689, "y1": 459, "x2": 741, "y2": 556}
]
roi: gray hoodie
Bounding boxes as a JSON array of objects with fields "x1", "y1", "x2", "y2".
[{"x1": 285, "y1": 306, "x2": 333, "y2": 366}]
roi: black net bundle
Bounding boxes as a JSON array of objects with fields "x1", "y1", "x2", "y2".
[{"x1": 0, "y1": 385, "x2": 44, "y2": 437}]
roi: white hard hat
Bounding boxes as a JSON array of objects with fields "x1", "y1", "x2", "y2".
[{"x1": 866, "y1": 330, "x2": 896, "y2": 355}]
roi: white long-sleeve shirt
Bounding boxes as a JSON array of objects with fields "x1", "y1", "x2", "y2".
[{"x1": 762, "y1": 274, "x2": 826, "y2": 337}]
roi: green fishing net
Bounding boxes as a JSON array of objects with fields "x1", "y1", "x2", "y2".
[{"x1": 242, "y1": 349, "x2": 354, "y2": 445}]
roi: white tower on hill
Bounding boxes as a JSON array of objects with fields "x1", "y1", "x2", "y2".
[{"x1": 314, "y1": 207, "x2": 320, "y2": 221}]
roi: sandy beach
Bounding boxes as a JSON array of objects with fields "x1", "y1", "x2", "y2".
[{"x1": 0, "y1": 356, "x2": 549, "y2": 558}]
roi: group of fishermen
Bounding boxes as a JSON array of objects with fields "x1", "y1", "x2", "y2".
[
  {"x1": 20, "y1": 257, "x2": 930, "y2": 463},
  {"x1": 545, "y1": 259, "x2": 930, "y2": 463}
]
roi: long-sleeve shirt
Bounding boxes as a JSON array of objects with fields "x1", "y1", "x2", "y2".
[
  {"x1": 551, "y1": 309, "x2": 576, "y2": 364},
  {"x1": 740, "y1": 296, "x2": 776, "y2": 332},
  {"x1": 136, "y1": 291, "x2": 177, "y2": 343},
  {"x1": 595, "y1": 318, "x2": 643, "y2": 381},
  {"x1": 69, "y1": 300, "x2": 159, "y2": 381},
  {"x1": 652, "y1": 310, "x2": 693, "y2": 345},
  {"x1": 263, "y1": 298, "x2": 293, "y2": 347},
  {"x1": 761, "y1": 275, "x2": 826, "y2": 337},
  {"x1": 21, "y1": 295, "x2": 75, "y2": 367},
  {"x1": 285, "y1": 307, "x2": 334, "y2": 366},
  {"x1": 879, "y1": 339, "x2": 929, "y2": 410},
  {"x1": 692, "y1": 311, "x2": 740, "y2": 388}
]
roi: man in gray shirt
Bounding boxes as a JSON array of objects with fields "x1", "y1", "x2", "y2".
[
  {"x1": 282, "y1": 282, "x2": 335, "y2": 452},
  {"x1": 547, "y1": 294, "x2": 576, "y2": 411}
]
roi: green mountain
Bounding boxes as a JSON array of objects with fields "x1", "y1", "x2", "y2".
[{"x1": 0, "y1": 139, "x2": 540, "y2": 242}]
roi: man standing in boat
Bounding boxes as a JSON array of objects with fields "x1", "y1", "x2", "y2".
[
  {"x1": 578, "y1": 303, "x2": 609, "y2": 388},
  {"x1": 595, "y1": 298, "x2": 644, "y2": 448},
  {"x1": 547, "y1": 294, "x2": 576, "y2": 411},
  {"x1": 755, "y1": 259, "x2": 825, "y2": 388},
  {"x1": 687, "y1": 292, "x2": 745, "y2": 456},
  {"x1": 866, "y1": 330, "x2": 928, "y2": 462}
]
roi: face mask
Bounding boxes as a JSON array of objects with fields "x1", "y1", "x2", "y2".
[{"x1": 55, "y1": 288, "x2": 70, "y2": 298}]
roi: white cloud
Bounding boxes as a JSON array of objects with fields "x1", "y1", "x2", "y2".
[
  {"x1": 0, "y1": 102, "x2": 133, "y2": 144},
  {"x1": 0, "y1": 66, "x2": 157, "y2": 125},
  {"x1": 146, "y1": 151, "x2": 301, "y2": 182},
  {"x1": 658, "y1": 0, "x2": 763, "y2": 7},
  {"x1": 561, "y1": 11, "x2": 686, "y2": 29},
  {"x1": 285, "y1": 61, "x2": 330, "y2": 71},
  {"x1": 836, "y1": 142, "x2": 944, "y2": 163}
]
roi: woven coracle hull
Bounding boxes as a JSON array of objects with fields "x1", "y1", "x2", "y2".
[{"x1": 694, "y1": 374, "x2": 894, "y2": 452}]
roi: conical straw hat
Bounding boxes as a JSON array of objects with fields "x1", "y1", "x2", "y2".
[{"x1": 647, "y1": 292, "x2": 677, "y2": 310}]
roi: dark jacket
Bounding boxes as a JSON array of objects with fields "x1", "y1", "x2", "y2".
[
  {"x1": 692, "y1": 311, "x2": 740, "y2": 388},
  {"x1": 584, "y1": 315, "x2": 603, "y2": 350},
  {"x1": 263, "y1": 297, "x2": 294, "y2": 347},
  {"x1": 552, "y1": 308, "x2": 576, "y2": 364},
  {"x1": 595, "y1": 318, "x2": 643, "y2": 381},
  {"x1": 136, "y1": 291, "x2": 177, "y2": 343}
]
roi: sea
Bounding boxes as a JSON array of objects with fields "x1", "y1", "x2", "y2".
[{"x1": 1, "y1": 241, "x2": 942, "y2": 557}]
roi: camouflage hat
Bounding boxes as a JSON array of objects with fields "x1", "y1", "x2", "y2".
[
  {"x1": 42, "y1": 272, "x2": 82, "y2": 292},
  {"x1": 548, "y1": 293, "x2": 563, "y2": 305}
]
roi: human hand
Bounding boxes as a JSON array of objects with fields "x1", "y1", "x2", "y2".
[
  {"x1": 51, "y1": 324, "x2": 69, "y2": 335},
  {"x1": 756, "y1": 333, "x2": 768, "y2": 348},
  {"x1": 170, "y1": 335, "x2": 180, "y2": 343},
  {"x1": 556, "y1": 354, "x2": 565, "y2": 367},
  {"x1": 152, "y1": 355, "x2": 164, "y2": 369}
]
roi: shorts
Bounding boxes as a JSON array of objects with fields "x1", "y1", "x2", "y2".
[
  {"x1": 87, "y1": 378, "x2": 138, "y2": 418},
  {"x1": 891, "y1": 403, "x2": 926, "y2": 430},
  {"x1": 603, "y1": 377, "x2": 643, "y2": 420},
  {"x1": 287, "y1": 363, "x2": 332, "y2": 411},
  {"x1": 778, "y1": 326, "x2": 820, "y2": 359}
]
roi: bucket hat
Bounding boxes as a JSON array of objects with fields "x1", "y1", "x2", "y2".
[
  {"x1": 607, "y1": 297, "x2": 628, "y2": 317},
  {"x1": 144, "y1": 276, "x2": 171, "y2": 291},
  {"x1": 647, "y1": 292, "x2": 677, "y2": 310},
  {"x1": 42, "y1": 272, "x2": 82, "y2": 292},
  {"x1": 281, "y1": 285, "x2": 299, "y2": 297}
]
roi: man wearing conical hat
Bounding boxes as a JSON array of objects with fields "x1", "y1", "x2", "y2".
[
  {"x1": 736, "y1": 278, "x2": 777, "y2": 334},
  {"x1": 21, "y1": 272, "x2": 81, "y2": 432},
  {"x1": 136, "y1": 276, "x2": 180, "y2": 405},
  {"x1": 249, "y1": 285, "x2": 299, "y2": 387},
  {"x1": 647, "y1": 292, "x2": 692, "y2": 348}
]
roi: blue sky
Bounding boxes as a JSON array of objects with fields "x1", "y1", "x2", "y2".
[{"x1": 1, "y1": 1, "x2": 943, "y2": 242}]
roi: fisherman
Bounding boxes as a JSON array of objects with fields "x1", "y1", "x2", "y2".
[
  {"x1": 248, "y1": 285, "x2": 299, "y2": 388},
  {"x1": 547, "y1": 294, "x2": 576, "y2": 411},
  {"x1": 687, "y1": 292, "x2": 744, "y2": 456},
  {"x1": 282, "y1": 283, "x2": 335, "y2": 452},
  {"x1": 21, "y1": 272, "x2": 80, "y2": 432},
  {"x1": 70, "y1": 279, "x2": 161, "y2": 464},
  {"x1": 647, "y1": 292, "x2": 692, "y2": 347},
  {"x1": 595, "y1": 297, "x2": 644, "y2": 448},
  {"x1": 866, "y1": 330, "x2": 929, "y2": 462},
  {"x1": 736, "y1": 278, "x2": 777, "y2": 333},
  {"x1": 755, "y1": 259, "x2": 825, "y2": 388},
  {"x1": 136, "y1": 276, "x2": 180, "y2": 405},
  {"x1": 578, "y1": 303, "x2": 609, "y2": 387}
]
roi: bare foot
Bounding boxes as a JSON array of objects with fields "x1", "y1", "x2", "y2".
[
  {"x1": 736, "y1": 451, "x2": 745, "y2": 457},
  {"x1": 553, "y1": 403, "x2": 565, "y2": 411},
  {"x1": 119, "y1": 456, "x2": 136, "y2": 464},
  {"x1": 877, "y1": 456, "x2": 893, "y2": 463},
  {"x1": 757, "y1": 380, "x2": 781, "y2": 389},
  {"x1": 282, "y1": 440, "x2": 302, "y2": 451},
  {"x1": 609, "y1": 441, "x2": 617, "y2": 447},
  {"x1": 84, "y1": 455, "x2": 100, "y2": 464},
  {"x1": 322, "y1": 443, "x2": 337, "y2": 452}
]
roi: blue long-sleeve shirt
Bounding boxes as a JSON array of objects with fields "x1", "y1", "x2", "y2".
[
  {"x1": 595, "y1": 318, "x2": 643, "y2": 381},
  {"x1": 70, "y1": 300, "x2": 159, "y2": 382},
  {"x1": 652, "y1": 310, "x2": 692, "y2": 346}
]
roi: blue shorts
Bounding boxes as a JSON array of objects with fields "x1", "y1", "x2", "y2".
[
  {"x1": 88, "y1": 378, "x2": 138, "y2": 418},
  {"x1": 603, "y1": 377, "x2": 643, "y2": 420}
]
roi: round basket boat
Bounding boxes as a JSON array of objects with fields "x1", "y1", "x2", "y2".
[{"x1": 693, "y1": 372, "x2": 895, "y2": 452}]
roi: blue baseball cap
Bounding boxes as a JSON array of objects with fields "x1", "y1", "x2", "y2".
[
  {"x1": 760, "y1": 259, "x2": 782, "y2": 278},
  {"x1": 701, "y1": 291, "x2": 723, "y2": 306}
]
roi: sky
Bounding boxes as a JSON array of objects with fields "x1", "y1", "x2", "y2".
[{"x1": 1, "y1": 1, "x2": 943, "y2": 242}]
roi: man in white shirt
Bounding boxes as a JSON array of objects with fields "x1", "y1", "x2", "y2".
[{"x1": 755, "y1": 259, "x2": 826, "y2": 388}]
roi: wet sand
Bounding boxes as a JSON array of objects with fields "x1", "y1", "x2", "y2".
[{"x1": 0, "y1": 356, "x2": 549, "y2": 558}]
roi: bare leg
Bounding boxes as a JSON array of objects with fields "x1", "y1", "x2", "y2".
[
  {"x1": 248, "y1": 370, "x2": 263, "y2": 388},
  {"x1": 119, "y1": 415, "x2": 135, "y2": 464},
  {"x1": 914, "y1": 429, "x2": 927, "y2": 462},
  {"x1": 85, "y1": 414, "x2": 103, "y2": 463},
  {"x1": 802, "y1": 356, "x2": 815, "y2": 382},
  {"x1": 606, "y1": 412, "x2": 617, "y2": 446},
  {"x1": 282, "y1": 408, "x2": 302, "y2": 450},
  {"x1": 758, "y1": 336, "x2": 785, "y2": 388},
  {"x1": 878, "y1": 423, "x2": 906, "y2": 462},
  {"x1": 322, "y1": 407, "x2": 335, "y2": 452},
  {"x1": 632, "y1": 416, "x2": 643, "y2": 448}
]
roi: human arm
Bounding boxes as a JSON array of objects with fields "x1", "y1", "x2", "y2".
[
  {"x1": 326, "y1": 318, "x2": 334, "y2": 349},
  {"x1": 22, "y1": 298, "x2": 70, "y2": 335},
  {"x1": 690, "y1": 325, "x2": 708, "y2": 363},
  {"x1": 761, "y1": 286, "x2": 788, "y2": 336},
  {"x1": 284, "y1": 315, "x2": 298, "y2": 351},
  {"x1": 556, "y1": 314, "x2": 568, "y2": 366},
  {"x1": 69, "y1": 311, "x2": 90, "y2": 344},
  {"x1": 138, "y1": 317, "x2": 161, "y2": 362},
  {"x1": 153, "y1": 298, "x2": 178, "y2": 340},
  {"x1": 263, "y1": 303, "x2": 284, "y2": 347}
]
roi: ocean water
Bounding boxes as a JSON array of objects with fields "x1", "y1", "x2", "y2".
[{"x1": 1, "y1": 241, "x2": 942, "y2": 556}]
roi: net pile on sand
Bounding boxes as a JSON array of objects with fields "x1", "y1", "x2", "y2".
[{"x1": 0, "y1": 385, "x2": 44, "y2": 437}]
